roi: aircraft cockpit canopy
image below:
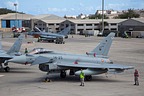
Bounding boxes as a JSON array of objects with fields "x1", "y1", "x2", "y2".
[{"x1": 28, "y1": 48, "x2": 53, "y2": 55}]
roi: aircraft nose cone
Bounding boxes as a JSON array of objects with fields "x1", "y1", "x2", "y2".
[{"x1": 8, "y1": 55, "x2": 27, "y2": 64}]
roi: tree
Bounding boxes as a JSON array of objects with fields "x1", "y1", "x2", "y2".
[
  {"x1": 89, "y1": 14, "x2": 109, "y2": 19},
  {"x1": 115, "y1": 9, "x2": 140, "y2": 19},
  {"x1": 0, "y1": 8, "x2": 24, "y2": 15}
]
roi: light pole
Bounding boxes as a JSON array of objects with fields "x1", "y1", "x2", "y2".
[
  {"x1": 102, "y1": 0, "x2": 104, "y2": 33},
  {"x1": 14, "y1": 3, "x2": 17, "y2": 28}
]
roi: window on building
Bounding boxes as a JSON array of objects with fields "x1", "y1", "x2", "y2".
[
  {"x1": 105, "y1": 29, "x2": 109, "y2": 30},
  {"x1": 78, "y1": 29, "x2": 84, "y2": 35},
  {"x1": 111, "y1": 28, "x2": 117, "y2": 31},
  {"x1": 6, "y1": 20, "x2": 10, "y2": 28},
  {"x1": 39, "y1": 24, "x2": 42, "y2": 26},
  {"x1": 94, "y1": 28, "x2": 99, "y2": 30},
  {"x1": 94, "y1": 24, "x2": 99, "y2": 26},
  {"x1": 22, "y1": 20, "x2": 31, "y2": 28},
  {"x1": 66, "y1": 24, "x2": 69, "y2": 27},
  {"x1": 86, "y1": 24, "x2": 92, "y2": 26},
  {"x1": 56, "y1": 28, "x2": 59, "y2": 31},
  {"x1": 86, "y1": 29, "x2": 92, "y2": 30},
  {"x1": 49, "y1": 24, "x2": 54, "y2": 26},
  {"x1": 111, "y1": 23, "x2": 117, "y2": 26},
  {"x1": 78, "y1": 24, "x2": 84, "y2": 26},
  {"x1": 77, "y1": 29, "x2": 83, "y2": 31}
]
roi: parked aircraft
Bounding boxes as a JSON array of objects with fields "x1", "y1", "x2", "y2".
[
  {"x1": 0, "y1": 34, "x2": 23, "y2": 72},
  {"x1": 8, "y1": 33, "x2": 134, "y2": 80},
  {"x1": 28, "y1": 26, "x2": 71, "y2": 42}
]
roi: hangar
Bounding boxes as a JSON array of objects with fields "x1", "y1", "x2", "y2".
[
  {"x1": 0, "y1": 13, "x2": 33, "y2": 32},
  {"x1": 1, "y1": 13, "x2": 144, "y2": 38},
  {"x1": 60, "y1": 19, "x2": 126, "y2": 35},
  {"x1": 118, "y1": 18, "x2": 144, "y2": 37},
  {"x1": 31, "y1": 14, "x2": 66, "y2": 32}
]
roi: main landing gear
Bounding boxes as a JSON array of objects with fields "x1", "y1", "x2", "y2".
[
  {"x1": 60, "y1": 70, "x2": 66, "y2": 78},
  {"x1": 85, "y1": 75, "x2": 92, "y2": 81},
  {"x1": 0, "y1": 62, "x2": 10, "y2": 72},
  {"x1": 4, "y1": 66, "x2": 10, "y2": 72}
]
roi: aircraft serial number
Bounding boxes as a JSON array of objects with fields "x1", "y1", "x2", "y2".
[{"x1": 53, "y1": 56, "x2": 63, "y2": 59}]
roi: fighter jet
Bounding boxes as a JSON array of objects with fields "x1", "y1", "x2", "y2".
[
  {"x1": 8, "y1": 32, "x2": 134, "y2": 80},
  {"x1": 0, "y1": 34, "x2": 23, "y2": 72},
  {"x1": 28, "y1": 26, "x2": 71, "y2": 43}
]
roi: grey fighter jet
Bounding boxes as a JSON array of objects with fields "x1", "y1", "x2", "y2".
[
  {"x1": 0, "y1": 34, "x2": 23, "y2": 72},
  {"x1": 8, "y1": 33, "x2": 134, "y2": 80},
  {"x1": 28, "y1": 26, "x2": 71, "y2": 43}
]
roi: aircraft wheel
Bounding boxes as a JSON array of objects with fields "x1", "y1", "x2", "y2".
[
  {"x1": 60, "y1": 70, "x2": 66, "y2": 78},
  {"x1": 69, "y1": 69, "x2": 75, "y2": 75},
  {"x1": 37, "y1": 39, "x2": 39, "y2": 42},
  {"x1": 4, "y1": 67, "x2": 10, "y2": 72},
  {"x1": 85, "y1": 75, "x2": 92, "y2": 81}
]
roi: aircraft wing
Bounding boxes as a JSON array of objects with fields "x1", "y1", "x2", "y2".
[
  {"x1": 31, "y1": 56, "x2": 52, "y2": 65},
  {"x1": 31, "y1": 56, "x2": 133, "y2": 69},
  {"x1": 40, "y1": 35, "x2": 57, "y2": 39},
  {"x1": 57, "y1": 62, "x2": 134, "y2": 70},
  {"x1": 0, "y1": 54, "x2": 13, "y2": 59}
]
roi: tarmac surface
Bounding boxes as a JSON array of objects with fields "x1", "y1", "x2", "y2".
[{"x1": 0, "y1": 33, "x2": 144, "y2": 96}]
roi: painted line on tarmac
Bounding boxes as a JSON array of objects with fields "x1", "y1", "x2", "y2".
[{"x1": 0, "y1": 75, "x2": 4, "y2": 77}]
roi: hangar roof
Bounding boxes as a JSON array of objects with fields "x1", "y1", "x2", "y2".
[
  {"x1": 41, "y1": 20, "x2": 66, "y2": 23},
  {"x1": 132, "y1": 18, "x2": 144, "y2": 23},
  {"x1": 31, "y1": 14, "x2": 65, "y2": 20},
  {"x1": 67, "y1": 19, "x2": 126, "y2": 24},
  {"x1": 0, "y1": 13, "x2": 33, "y2": 20}
]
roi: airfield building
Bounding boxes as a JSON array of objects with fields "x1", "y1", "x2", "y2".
[
  {"x1": 0, "y1": 13, "x2": 144, "y2": 37},
  {"x1": 31, "y1": 14, "x2": 66, "y2": 32},
  {"x1": 0, "y1": 13, "x2": 33, "y2": 32},
  {"x1": 32, "y1": 15, "x2": 126, "y2": 35},
  {"x1": 118, "y1": 18, "x2": 144, "y2": 37}
]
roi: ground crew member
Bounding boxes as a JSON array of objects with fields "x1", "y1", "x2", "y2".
[
  {"x1": 25, "y1": 48, "x2": 28, "y2": 54},
  {"x1": 134, "y1": 69, "x2": 139, "y2": 86},
  {"x1": 80, "y1": 69, "x2": 85, "y2": 86}
]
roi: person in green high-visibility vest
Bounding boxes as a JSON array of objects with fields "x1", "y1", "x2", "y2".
[
  {"x1": 25, "y1": 48, "x2": 28, "y2": 54},
  {"x1": 80, "y1": 69, "x2": 85, "y2": 86}
]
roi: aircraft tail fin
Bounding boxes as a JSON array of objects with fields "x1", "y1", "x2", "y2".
[
  {"x1": 58, "y1": 26, "x2": 71, "y2": 36},
  {"x1": 87, "y1": 32, "x2": 115, "y2": 57},
  {"x1": 7, "y1": 34, "x2": 24, "y2": 55},
  {"x1": 34, "y1": 26, "x2": 42, "y2": 32}
]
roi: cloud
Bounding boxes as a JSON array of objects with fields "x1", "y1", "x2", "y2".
[
  {"x1": 4, "y1": 0, "x2": 19, "y2": 10},
  {"x1": 85, "y1": 6, "x2": 94, "y2": 11},
  {"x1": 6, "y1": 1, "x2": 15, "y2": 8},
  {"x1": 48, "y1": 8, "x2": 67, "y2": 12},
  {"x1": 70, "y1": 8, "x2": 75, "y2": 11},
  {"x1": 79, "y1": 3, "x2": 84, "y2": 7},
  {"x1": 106, "y1": 3, "x2": 128, "y2": 10}
]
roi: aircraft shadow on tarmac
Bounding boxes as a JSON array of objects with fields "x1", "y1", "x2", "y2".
[
  {"x1": 39, "y1": 74, "x2": 127, "y2": 83},
  {"x1": 7, "y1": 74, "x2": 129, "y2": 85},
  {"x1": 0, "y1": 67, "x2": 36, "y2": 73}
]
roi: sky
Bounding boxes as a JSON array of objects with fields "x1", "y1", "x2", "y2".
[{"x1": 0, "y1": 0, "x2": 144, "y2": 16}]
